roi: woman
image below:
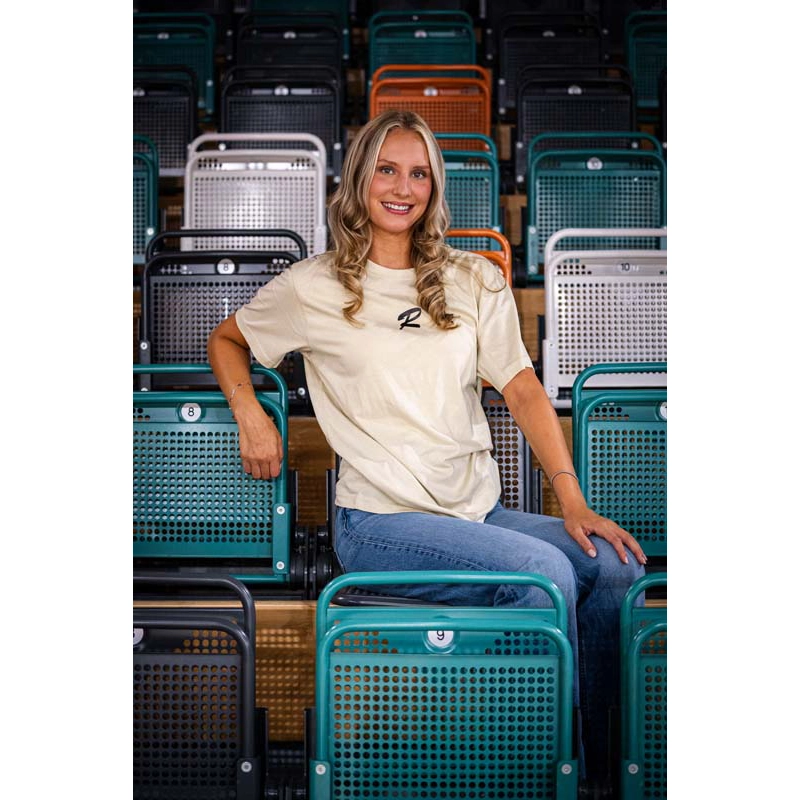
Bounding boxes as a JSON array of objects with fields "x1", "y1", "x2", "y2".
[{"x1": 208, "y1": 109, "x2": 647, "y2": 794}]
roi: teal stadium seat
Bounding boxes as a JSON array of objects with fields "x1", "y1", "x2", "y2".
[
  {"x1": 310, "y1": 571, "x2": 579, "y2": 800},
  {"x1": 625, "y1": 11, "x2": 667, "y2": 118},
  {"x1": 440, "y1": 140, "x2": 501, "y2": 252},
  {"x1": 526, "y1": 134, "x2": 666, "y2": 278},
  {"x1": 133, "y1": 12, "x2": 217, "y2": 118},
  {"x1": 132, "y1": 364, "x2": 305, "y2": 590},
  {"x1": 133, "y1": 135, "x2": 159, "y2": 266},
  {"x1": 619, "y1": 572, "x2": 667, "y2": 800},
  {"x1": 367, "y1": 9, "x2": 476, "y2": 91},
  {"x1": 572, "y1": 362, "x2": 667, "y2": 560}
]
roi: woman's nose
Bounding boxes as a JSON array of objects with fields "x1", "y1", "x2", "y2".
[{"x1": 393, "y1": 173, "x2": 412, "y2": 196}]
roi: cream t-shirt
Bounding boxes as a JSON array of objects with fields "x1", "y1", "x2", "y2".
[{"x1": 235, "y1": 248, "x2": 533, "y2": 522}]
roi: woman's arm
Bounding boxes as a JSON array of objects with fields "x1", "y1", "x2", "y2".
[
  {"x1": 501, "y1": 366, "x2": 646, "y2": 565},
  {"x1": 207, "y1": 315, "x2": 283, "y2": 479}
]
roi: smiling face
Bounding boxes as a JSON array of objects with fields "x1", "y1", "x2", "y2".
[{"x1": 367, "y1": 128, "x2": 433, "y2": 250}]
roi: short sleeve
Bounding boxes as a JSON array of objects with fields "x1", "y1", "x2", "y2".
[
  {"x1": 235, "y1": 267, "x2": 309, "y2": 368},
  {"x1": 474, "y1": 262, "x2": 533, "y2": 391}
]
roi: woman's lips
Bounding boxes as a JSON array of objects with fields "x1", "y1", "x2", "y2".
[{"x1": 381, "y1": 202, "x2": 412, "y2": 214}]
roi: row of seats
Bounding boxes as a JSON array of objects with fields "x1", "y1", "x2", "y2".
[
  {"x1": 132, "y1": 3, "x2": 667, "y2": 124},
  {"x1": 133, "y1": 129, "x2": 667, "y2": 284},
  {"x1": 133, "y1": 5, "x2": 667, "y2": 287},
  {"x1": 133, "y1": 568, "x2": 666, "y2": 799},
  {"x1": 132, "y1": 230, "x2": 668, "y2": 592},
  {"x1": 132, "y1": 6, "x2": 667, "y2": 176}
]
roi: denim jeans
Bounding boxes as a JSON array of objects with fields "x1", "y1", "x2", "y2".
[{"x1": 334, "y1": 501, "x2": 645, "y2": 783}]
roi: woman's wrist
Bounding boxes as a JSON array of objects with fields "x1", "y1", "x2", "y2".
[{"x1": 229, "y1": 382, "x2": 258, "y2": 420}]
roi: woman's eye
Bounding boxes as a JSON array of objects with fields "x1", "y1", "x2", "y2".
[{"x1": 413, "y1": 170, "x2": 428, "y2": 179}]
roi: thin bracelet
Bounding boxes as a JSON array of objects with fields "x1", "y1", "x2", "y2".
[
  {"x1": 228, "y1": 381, "x2": 252, "y2": 407},
  {"x1": 549, "y1": 470, "x2": 579, "y2": 486}
]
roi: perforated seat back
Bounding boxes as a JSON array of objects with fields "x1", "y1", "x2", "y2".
[
  {"x1": 542, "y1": 247, "x2": 667, "y2": 406},
  {"x1": 527, "y1": 149, "x2": 666, "y2": 276},
  {"x1": 370, "y1": 65, "x2": 491, "y2": 150},
  {"x1": 620, "y1": 573, "x2": 667, "y2": 800},
  {"x1": 368, "y1": 18, "x2": 475, "y2": 80},
  {"x1": 133, "y1": 141, "x2": 158, "y2": 264},
  {"x1": 514, "y1": 76, "x2": 636, "y2": 184},
  {"x1": 132, "y1": 377, "x2": 293, "y2": 582},
  {"x1": 311, "y1": 572, "x2": 577, "y2": 800},
  {"x1": 481, "y1": 387, "x2": 540, "y2": 513},
  {"x1": 133, "y1": 573, "x2": 260, "y2": 800},
  {"x1": 236, "y1": 18, "x2": 343, "y2": 70},
  {"x1": 221, "y1": 74, "x2": 342, "y2": 179},
  {"x1": 625, "y1": 13, "x2": 667, "y2": 111},
  {"x1": 133, "y1": 69, "x2": 197, "y2": 176},
  {"x1": 138, "y1": 245, "x2": 308, "y2": 405},
  {"x1": 133, "y1": 622, "x2": 247, "y2": 799},
  {"x1": 573, "y1": 365, "x2": 667, "y2": 558},
  {"x1": 184, "y1": 145, "x2": 327, "y2": 257},
  {"x1": 133, "y1": 16, "x2": 216, "y2": 114},
  {"x1": 142, "y1": 257, "x2": 292, "y2": 364},
  {"x1": 496, "y1": 13, "x2": 603, "y2": 114},
  {"x1": 247, "y1": 1, "x2": 351, "y2": 57},
  {"x1": 442, "y1": 150, "x2": 500, "y2": 250}
]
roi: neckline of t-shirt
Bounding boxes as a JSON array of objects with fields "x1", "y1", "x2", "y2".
[{"x1": 366, "y1": 259, "x2": 416, "y2": 279}]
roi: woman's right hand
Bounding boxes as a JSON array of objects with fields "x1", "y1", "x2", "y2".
[{"x1": 233, "y1": 396, "x2": 284, "y2": 479}]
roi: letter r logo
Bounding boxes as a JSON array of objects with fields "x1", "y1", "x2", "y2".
[{"x1": 397, "y1": 307, "x2": 422, "y2": 330}]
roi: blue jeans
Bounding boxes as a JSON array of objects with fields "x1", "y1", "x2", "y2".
[{"x1": 334, "y1": 501, "x2": 645, "y2": 782}]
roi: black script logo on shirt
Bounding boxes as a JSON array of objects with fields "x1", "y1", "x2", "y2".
[{"x1": 397, "y1": 307, "x2": 422, "y2": 330}]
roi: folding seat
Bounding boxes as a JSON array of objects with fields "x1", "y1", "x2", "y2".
[
  {"x1": 246, "y1": 1, "x2": 352, "y2": 61},
  {"x1": 220, "y1": 65, "x2": 344, "y2": 182},
  {"x1": 133, "y1": 135, "x2": 159, "y2": 266},
  {"x1": 133, "y1": 572, "x2": 274, "y2": 799},
  {"x1": 235, "y1": 12, "x2": 345, "y2": 74},
  {"x1": 137, "y1": 229, "x2": 310, "y2": 411},
  {"x1": 480, "y1": 385, "x2": 543, "y2": 513},
  {"x1": 541, "y1": 231, "x2": 667, "y2": 408},
  {"x1": 596, "y1": 1, "x2": 666, "y2": 57},
  {"x1": 183, "y1": 132, "x2": 329, "y2": 258},
  {"x1": 445, "y1": 227, "x2": 512, "y2": 286},
  {"x1": 526, "y1": 135, "x2": 666, "y2": 279},
  {"x1": 572, "y1": 362, "x2": 667, "y2": 560},
  {"x1": 440, "y1": 142, "x2": 501, "y2": 251},
  {"x1": 367, "y1": 8, "x2": 476, "y2": 90},
  {"x1": 490, "y1": 12, "x2": 605, "y2": 121},
  {"x1": 133, "y1": 66, "x2": 198, "y2": 177},
  {"x1": 513, "y1": 66, "x2": 636, "y2": 185},
  {"x1": 309, "y1": 570, "x2": 578, "y2": 799},
  {"x1": 132, "y1": 363, "x2": 325, "y2": 594},
  {"x1": 370, "y1": 64, "x2": 492, "y2": 151},
  {"x1": 133, "y1": 11, "x2": 217, "y2": 119},
  {"x1": 619, "y1": 572, "x2": 667, "y2": 800},
  {"x1": 625, "y1": 10, "x2": 667, "y2": 120}
]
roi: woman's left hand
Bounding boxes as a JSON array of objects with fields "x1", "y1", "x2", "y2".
[{"x1": 563, "y1": 508, "x2": 648, "y2": 566}]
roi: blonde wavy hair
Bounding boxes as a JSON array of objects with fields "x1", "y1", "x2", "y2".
[{"x1": 327, "y1": 109, "x2": 457, "y2": 329}]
